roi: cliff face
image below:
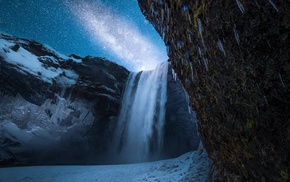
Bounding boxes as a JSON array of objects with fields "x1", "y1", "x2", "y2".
[
  {"x1": 138, "y1": 0, "x2": 290, "y2": 181},
  {"x1": 0, "y1": 33, "x2": 200, "y2": 166},
  {"x1": 0, "y1": 33, "x2": 130, "y2": 165},
  {"x1": 164, "y1": 64, "x2": 200, "y2": 158}
]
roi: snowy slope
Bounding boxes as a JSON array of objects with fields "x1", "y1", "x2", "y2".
[
  {"x1": 0, "y1": 145, "x2": 212, "y2": 182},
  {"x1": 0, "y1": 36, "x2": 79, "y2": 86}
]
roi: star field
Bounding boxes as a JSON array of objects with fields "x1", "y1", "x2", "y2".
[{"x1": 0, "y1": 0, "x2": 167, "y2": 71}]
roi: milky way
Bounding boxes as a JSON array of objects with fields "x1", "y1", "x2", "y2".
[{"x1": 0, "y1": 0, "x2": 167, "y2": 71}]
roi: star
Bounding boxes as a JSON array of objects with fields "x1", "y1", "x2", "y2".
[{"x1": 0, "y1": 0, "x2": 168, "y2": 71}]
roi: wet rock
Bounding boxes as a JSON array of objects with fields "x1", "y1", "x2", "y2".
[
  {"x1": 10, "y1": 44, "x2": 20, "y2": 52},
  {"x1": 138, "y1": 0, "x2": 290, "y2": 181},
  {"x1": 164, "y1": 64, "x2": 200, "y2": 158}
]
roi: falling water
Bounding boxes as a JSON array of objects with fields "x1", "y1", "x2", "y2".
[{"x1": 112, "y1": 62, "x2": 168, "y2": 163}]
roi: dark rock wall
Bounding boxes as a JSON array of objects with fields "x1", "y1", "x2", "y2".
[
  {"x1": 164, "y1": 64, "x2": 200, "y2": 158},
  {"x1": 138, "y1": 0, "x2": 290, "y2": 181}
]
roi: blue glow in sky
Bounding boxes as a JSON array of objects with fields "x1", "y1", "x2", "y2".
[{"x1": 0, "y1": 0, "x2": 167, "y2": 71}]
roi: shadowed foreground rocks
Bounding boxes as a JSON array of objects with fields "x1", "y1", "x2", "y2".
[{"x1": 138, "y1": 0, "x2": 290, "y2": 181}]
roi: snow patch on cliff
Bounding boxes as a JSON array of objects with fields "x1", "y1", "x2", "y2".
[{"x1": 0, "y1": 37, "x2": 78, "y2": 86}]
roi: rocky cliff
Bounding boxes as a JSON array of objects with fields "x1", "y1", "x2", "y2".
[
  {"x1": 164, "y1": 64, "x2": 200, "y2": 158},
  {"x1": 0, "y1": 33, "x2": 201, "y2": 166},
  {"x1": 138, "y1": 0, "x2": 290, "y2": 181},
  {"x1": 0, "y1": 33, "x2": 130, "y2": 165}
]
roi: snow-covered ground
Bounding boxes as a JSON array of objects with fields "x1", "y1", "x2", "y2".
[{"x1": 0, "y1": 145, "x2": 212, "y2": 182}]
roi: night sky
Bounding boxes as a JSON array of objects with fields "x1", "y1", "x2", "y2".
[{"x1": 0, "y1": 0, "x2": 167, "y2": 71}]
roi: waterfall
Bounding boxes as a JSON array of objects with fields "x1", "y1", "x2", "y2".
[{"x1": 112, "y1": 62, "x2": 168, "y2": 163}]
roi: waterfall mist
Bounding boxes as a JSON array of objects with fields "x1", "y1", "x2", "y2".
[{"x1": 111, "y1": 62, "x2": 168, "y2": 163}]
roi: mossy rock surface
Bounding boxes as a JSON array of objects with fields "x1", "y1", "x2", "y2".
[{"x1": 138, "y1": 0, "x2": 290, "y2": 181}]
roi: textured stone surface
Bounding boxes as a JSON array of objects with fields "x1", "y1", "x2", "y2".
[
  {"x1": 164, "y1": 64, "x2": 200, "y2": 158},
  {"x1": 138, "y1": 0, "x2": 290, "y2": 181},
  {"x1": 0, "y1": 34, "x2": 130, "y2": 165}
]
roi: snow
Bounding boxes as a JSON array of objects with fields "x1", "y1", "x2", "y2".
[
  {"x1": 99, "y1": 85, "x2": 117, "y2": 94},
  {"x1": 0, "y1": 146, "x2": 212, "y2": 182},
  {"x1": 0, "y1": 94, "x2": 95, "y2": 147},
  {"x1": 1, "y1": 121, "x2": 30, "y2": 143},
  {"x1": 105, "y1": 72, "x2": 117, "y2": 81},
  {"x1": 0, "y1": 39, "x2": 42, "y2": 75},
  {"x1": 171, "y1": 69, "x2": 177, "y2": 81},
  {"x1": 0, "y1": 37, "x2": 79, "y2": 86},
  {"x1": 40, "y1": 67, "x2": 63, "y2": 83},
  {"x1": 63, "y1": 70, "x2": 78, "y2": 79},
  {"x1": 56, "y1": 70, "x2": 79, "y2": 86},
  {"x1": 39, "y1": 56, "x2": 60, "y2": 65}
]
